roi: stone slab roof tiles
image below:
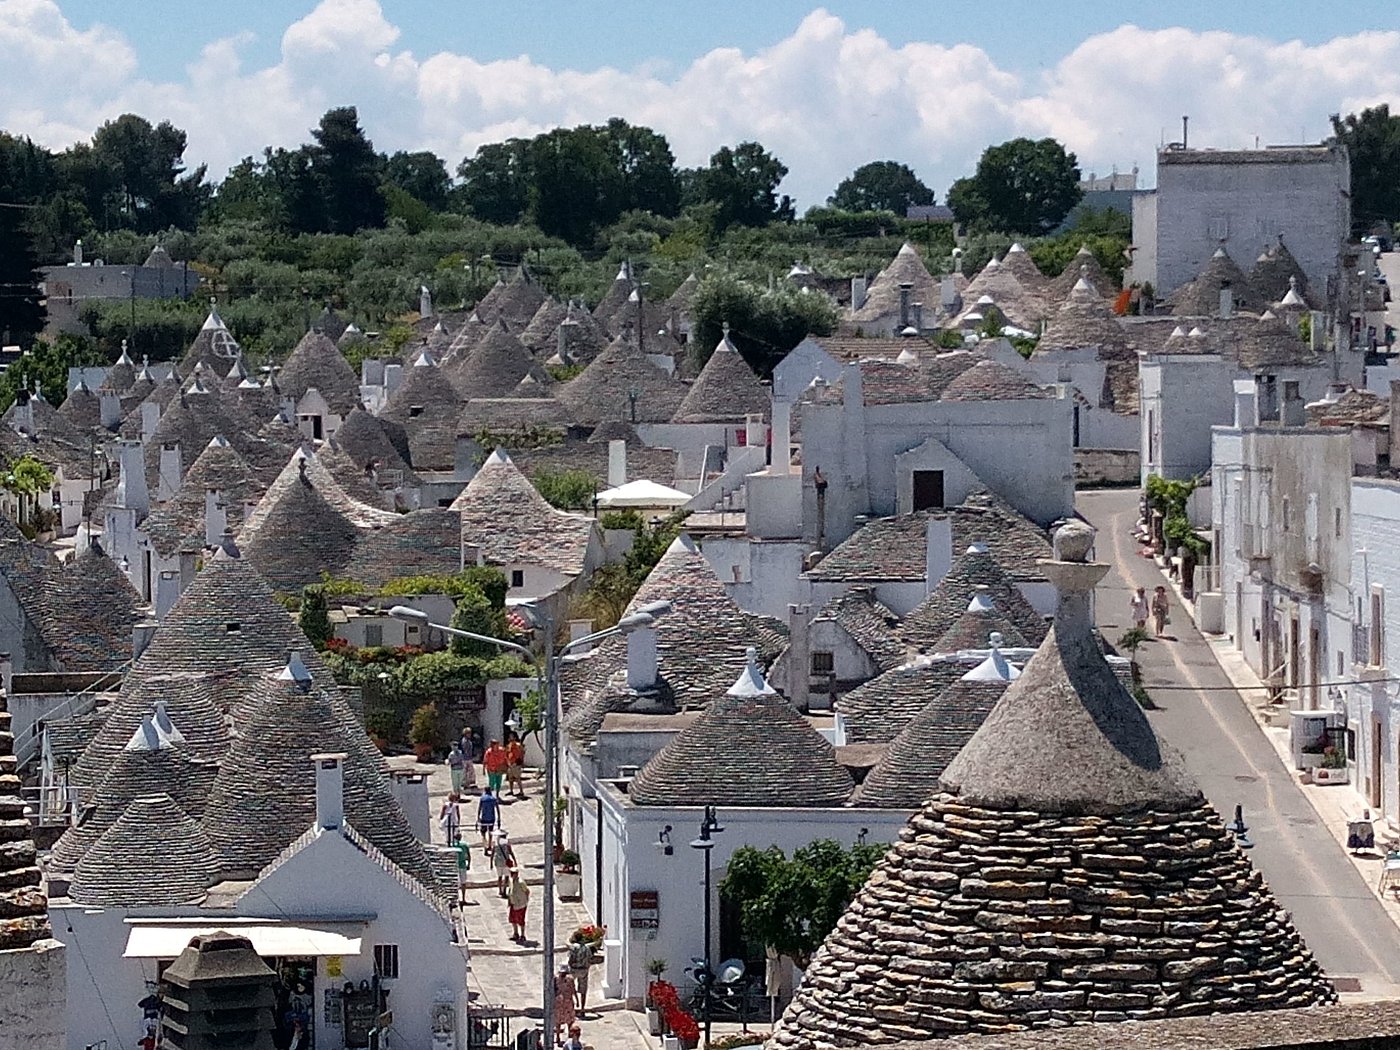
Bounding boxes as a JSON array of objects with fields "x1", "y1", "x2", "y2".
[
  {"x1": 1045, "y1": 246, "x2": 1116, "y2": 304},
  {"x1": 142, "y1": 437, "x2": 265, "y2": 557},
  {"x1": 35, "y1": 547, "x2": 144, "y2": 670},
  {"x1": 853, "y1": 655, "x2": 1017, "y2": 810},
  {"x1": 668, "y1": 274, "x2": 700, "y2": 317},
  {"x1": 930, "y1": 593, "x2": 1029, "y2": 653},
  {"x1": 816, "y1": 587, "x2": 907, "y2": 674},
  {"x1": 959, "y1": 256, "x2": 1050, "y2": 328},
  {"x1": 56, "y1": 381, "x2": 103, "y2": 433},
  {"x1": 630, "y1": 651, "x2": 854, "y2": 807},
  {"x1": 1037, "y1": 278, "x2": 1133, "y2": 359},
  {"x1": 450, "y1": 449, "x2": 595, "y2": 576},
  {"x1": 99, "y1": 346, "x2": 138, "y2": 394},
  {"x1": 201, "y1": 664, "x2": 434, "y2": 887},
  {"x1": 239, "y1": 448, "x2": 461, "y2": 591},
  {"x1": 852, "y1": 242, "x2": 940, "y2": 325},
  {"x1": 1169, "y1": 247, "x2": 1256, "y2": 316},
  {"x1": 507, "y1": 441, "x2": 679, "y2": 491},
  {"x1": 771, "y1": 524, "x2": 1334, "y2": 1049},
  {"x1": 521, "y1": 298, "x2": 569, "y2": 354},
  {"x1": 330, "y1": 407, "x2": 421, "y2": 485},
  {"x1": 380, "y1": 355, "x2": 466, "y2": 471},
  {"x1": 1250, "y1": 240, "x2": 1314, "y2": 307},
  {"x1": 941, "y1": 359, "x2": 1053, "y2": 402},
  {"x1": 806, "y1": 495, "x2": 1053, "y2": 586},
  {"x1": 839, "y1": 654, "x2": 984, "y2": 745},
  {"x1": 277, "y1": 330, "x2": 362, "y2": 416},
  {"x1": 180, "y1": 305, "x2": 244, "y2": 375},
  {"x1": 559, "y1": 335, "x2": 687, "y2": 424},
  {"x1": 673, "y1": 332, "x2": 771, "y2": 423},
  {"x1": 999, "y1": 242, "x2": 1050, "y2": 292},
  {"x1": 457, "y1": 397, "x2": 573, "y2": 433},
  {"x1": 1236, "y1": 313, "x2": 1321, "y2": 371},
  {"x1": 564, "y1": 535, "x2": 787, "y2": 744},
  {"x1": 478, "y1": 268, "x2": 549, "y2": 331},
  {"x1": 443, "y1": 321, "x2": 545, "y2": 398},
  {"x1": 443, "y1": 315, "x2": 490, "y2": 363},
  {"x1": 1308, "y1": 388, "x2": 1388, "y2": 427},
  {"x1": 0, "y1": 693, "x2": 50, "y2": 948},
  {"x1": 901, "y1": 543, "x2": 1050, "y2": 650},
  {"x1": 592, "y1": 264, "x2": 636, "y2": 327},
  {"x1": 69, "y1": 792, "x2": 220, "y2": 907}
]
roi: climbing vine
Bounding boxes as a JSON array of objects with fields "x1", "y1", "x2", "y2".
[{"x1": 1144, "y1": 474, "x2": 1207, "y2": 556}]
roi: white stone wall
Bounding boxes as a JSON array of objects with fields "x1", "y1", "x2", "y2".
[
  {"x1": 1153, "y1": 148, "x2": 1350, "y2": 298},
  {"x1": 0, "y1": 939, "x2": 65, "y2": 1050}
]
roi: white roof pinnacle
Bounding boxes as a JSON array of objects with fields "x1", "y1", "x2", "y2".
[
  {"x1": 152, "y1": 700, "x2": 186, "y2": 745},
  {"x1": 125, "y1": 715, "x2": 172, "y2": 752},
  {"x1": 961, "y1": 646, "x2": 1021, "y2": 682},
  {"x1": 727, "y1": 646, "x2": 776, "y2": 697}
]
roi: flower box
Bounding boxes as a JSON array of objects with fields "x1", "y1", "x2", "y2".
[
  {"x1": 1313, "y1": 765, "x2": 1350, "y2": 785},
  {"x1": 556, "y1": 872, "x2": 582, "y2": 899}
]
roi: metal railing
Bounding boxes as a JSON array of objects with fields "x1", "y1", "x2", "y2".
[{"x1": 12, "y1": 661, "x2": 131, "y2": 772}]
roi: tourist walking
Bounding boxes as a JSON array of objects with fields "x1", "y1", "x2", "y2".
[
  {"x1": 561, "y1": 1024, "x2": 584, "y2": 1050},
  {"x1": 447, "y1": 742, "x2": 467, "y2": 795},
  {"x1": 553, "y1": 964, "x2": 577, "y2": 1040},
  {"x1": 507, "y1": 869, "x2": 530, "y2": 943},
  {"x1": 505, "y1": 735, "x2": 526, "y2": 799},
  {"x1": 476, "y1": 788, "x2": 498, "y2": 851},
  {"x1": 567, "y1": 936, "x2": 594, "y2": 1012},
  {"x1": 1130, "y1": 587, "x2": 1149, "y2": 630},
  {"x1": 438, "y1": 794, "x2": 461, "y2": 845},
  {"x1": 1151, "y1": 585, "x2": 1170, "y2": 636},
  {"x1": 483, "y1": 738, "x2": 508, "y2": 795},
  {"x1": 492, "y1": 829, "x2": 517, "y2": 897}
]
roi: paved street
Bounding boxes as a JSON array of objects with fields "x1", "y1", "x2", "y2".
[{"x1": 1080, "y1": 489, "x2": 1400, "y2": 997}]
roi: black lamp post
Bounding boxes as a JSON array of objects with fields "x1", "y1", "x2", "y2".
[{"x1": 690, "y1": 806, "x2": 725, "y2": 1047}]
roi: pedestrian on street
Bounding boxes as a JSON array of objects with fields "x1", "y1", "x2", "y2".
[
  {"x1": 493, "y1": 829, "x2": 517, "y2": 897},
  {"x1": 553, "y1": 964, "x2": 577, "y2": 1040},
  {"x1": 447, "y1": 742, "x2": 467, "y2": 796},
  {"x1": 439, "y1": 793, "x2": 461, "y2": 845},
  {"x1": 505, "y1": 735, "x2": 526, "y2": 799},
  {"x1": 452, "y1": 838, "x2": 470, "y2": 904},
  {"x1": 507, "y1": 869, "x2": 530, "y2": 942},
  {"x1": 460, "y1": 733, "x2": 478, "y2": 793},
  {"x1": 483, "y1": 739, "x2": 508, "y2": 795},
  {"x1": 1130, "y1": 587, "x2": 1149, "y2": 630},
  {"x1": 561, "y1": 1024, "x2": 584, "y2": 1050},
  {"x1": 476, "y1": 788, "x2": 498, "y2": 850},
  {"x1": 567, "y1": 936, "x2": 594, "y2": 1012},
  {"x1": 1151, "y1": 585, "x2": 1170, "y2": 636}
]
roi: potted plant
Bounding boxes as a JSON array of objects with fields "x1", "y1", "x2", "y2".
[
  {"x1": 365, "y1": 707, "x2": 396, "y2": 753},
  {"x1": 1314, "y1": 746, "x2": 1350, "y2": 785},
  {"x1": 668, "y1": 1007, "x2": 700, "y2": 1050},
  {"x1": 555, "y1": 850, "x2": 582, "y2": 899},
  {"x1": 409, "y1": 702, "x2": 441, "y2": 763},
  {"x1": 644, "y1": 962, "x2": 669, "y2": 1034}
]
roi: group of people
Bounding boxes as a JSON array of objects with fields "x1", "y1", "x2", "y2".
[
  {"x1": 1131, "y1": 585, "x2": 1172, "y2": 637},
  {"x1": 448, "y1": 733, "x2": 528, "y2": 800},
  {"x1": 551, "y1": 937, "x2": 596, "y2": 1043}
]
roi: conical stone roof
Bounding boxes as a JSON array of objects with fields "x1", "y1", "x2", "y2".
[
  {"x1": 1170, "y1": 247, "x2": 1255, "y2": 316},
  {"x1": 854, "y1": 648, "x2": 1019, "y2": 810},
  {"x1": 443, "y1": 314, "x2": 490, "y2": 364},
  {"x1": 181, "y1": 303, "x2": 244, "y2": 374},
  {"x1": 380, "y1": 353, "x2": 465, "y2": 470},
  {"x1": 593, "y1": 262, "x2": 636, "y2": 327},
  {"x1": 558, "y1": 335, "x2": 686, "y2": 424},
  {"x1": 836, "y1": 656, "x2": 972, "y2": 745},
  {"x1": 100, "y1": 344, "x2": 138, "y2": 394},
  {"x1": 630, "y1": 651, "x2": 853, "y2": 807},
  {"x1": 672, "y1": 329, "x2": 770, "y2": 423},
  {"x1": 479, "y1": 268, "x2": 548, "y2": 330},
  {"x1": 1251, "y1": 240, "x2": 1312, "y2": 306},
  {"x1": 520, "y1": 298, "x2": 569, "y2": 354},
  {"x1": 940, "y1": 360, "x2": 1052, "y2": 402},
  {"x1": 1046, "y1": 245, "x2": 1115, "y2": 304},
  {"x1": 0, "y1": 692, "x2": 50, "y2": 948},
  {"x1": 930, "y1": 590, "x2": 1029, "y2": 653},
  {"x1": 201, "y1": 660, "x2": 434, "y2": 887},
  {"x1": 142, "y1": 436, "x2": 265, "y2": 557},
  {"x1": 772, "y1": 522, "x2": 1335, "y2": 1049},
  {"x1": 69, "y1": 793, "x2": 220, "y2": 907},
  {"x1": 328, "y1": 407, "x2": 419, "y2": 484},
  {"x1": 901, "y1": 544, "x2": 1049, "y2": 651},
  {"x1": 277, "y1": 330, "x2": 361, "y2": 415},
  {"x1": 1038, "y1": 277, "x2": 1132, "y2": 360},
  {"x1": 852, "y1": 242, "x2": 940, "y2": 325},
  {"x1": 443, "y1": 321, "x2": 544, "y2": 397},
  {"x1": 1000, "y1": 242, "x2": 1050, "y2": 291},
  {"x1": 57, "y1": 380, "x2": 102, "y2": 431},
  {"x1": 959, "y1": 257, "x2": 1050, "y2": 328}
]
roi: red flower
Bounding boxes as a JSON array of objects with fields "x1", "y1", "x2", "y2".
[{"x1": 667, "y1": 1008, "x2": 699, "y2": 1044}]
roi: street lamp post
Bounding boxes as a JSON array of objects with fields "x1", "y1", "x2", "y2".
[
  {"x1": 689, "y1": 806, "x2": 725, "y2": 1048},
  {"x1": 390, "y1": 600, "x2": 672, "y2": 1044}
]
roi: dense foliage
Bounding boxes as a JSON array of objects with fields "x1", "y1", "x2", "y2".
[
  {"x1": 1331, "y1": 105, "x2": 1400, "y2": 230},
  {"x1": 948, "y1": 137, "x2": 1084, "y2": 235},
  {"x1": 829, "y1": 160, "x2": 935, "y2": 215}
]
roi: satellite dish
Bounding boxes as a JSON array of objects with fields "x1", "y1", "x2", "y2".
[
  {"x1": 717, "y1": 958, "x2": 745, "y2": 984},
  {"x1": 210, "y1": 329, "x2": 242, "y2": 360}
]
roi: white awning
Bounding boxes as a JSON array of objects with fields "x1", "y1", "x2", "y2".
[
  {"x1": 123, "y1": 923, "x2": 363, "y2": 960},
  {"x1": 595, "y1": 479, "x2": 692, "y2": 509}
]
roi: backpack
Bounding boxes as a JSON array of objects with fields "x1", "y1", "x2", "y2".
[{"x1": 568, "y1": 940, "x2": 593, "y2": 969}]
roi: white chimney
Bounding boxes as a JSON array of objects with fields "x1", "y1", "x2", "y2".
[
  {"x1": 312, "y1": 752, "x2": 347, "y2": 831},
  {"x1": 154, "y1": 570, "x2": 182, "y2": 617},
  {"x1": 1218, "y1": 283, "x2": 1234, "y2": 319},
  {"x1": 419, "y1": 284, "x2": 433, "y2": 319},
  {"x1": 770, "y1": 401, "x2": 792, "y2": 475},
  {"x1": 940, "y1": 275, "x2": 958, "y2": 311},
  {"x1": 140, "y1": 400, "x2": 160, "y2": 442},
  {"x1": 898, "y1": 283, "x2": 912, "y2": 329},
  {"x1": 384, "y1": 362, "x2": 404, "y2": 396},
  {"x1": 99, "y1": 392, "x2": 121, "y2": 429},
  {"x1": 388, "y1": 769, "x2": 430, "y2": 840},
  {"x1": 925, "y1": 516, "x2": 954, "y2": 594},
  {"x1": 912, "y1": 302, "x2": 924, "y2": 331},
  {"x1": 851, "y1": 276, "x2": 868, "y2": 312},
  {"x1": 607, "y1": 439, "x2": 627, "y2": 489},
  {"x1": 131, "y1": 622, "x2": 158, "y2": 660},
  {"x1": 787, "y1": 603, "x2": 811, "y2": 711},
  {"x1": 0, "y1": 653, "x2": 11, "y2": 698},
  {"x1": 1233, "y1": 379, "x2": 1259, "y2": 428},
  {"x1": 204, "y1": 488, "x2": 227, "y2": 546},
  {"x1": 114, "y1": 440, "x2": 150, "y2": 517},
  {"x1": 157, "y1": 444, "x2": 182, "y2": 501},
  {"x1": 745, "y1": 413, "x2": 765, "y2": 448},
  {"x1": 73, "y1": 239, "x2": 83, "y2": 266},
  {"x1": 626, "y1": 626, "x2": 658, "y2": 691}
]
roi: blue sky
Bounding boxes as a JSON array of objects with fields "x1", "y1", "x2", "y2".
[{"x1": 6, "y1": 1, "x2": 1399, "y2": 206}]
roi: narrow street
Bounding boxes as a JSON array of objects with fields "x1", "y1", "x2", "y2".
[{"x1": 1080, "y1": 489, "x2": 1400, "y2": 997}]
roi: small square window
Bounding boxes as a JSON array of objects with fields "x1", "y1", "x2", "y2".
[
  {"x1": 373, "y1": 943, "x2": 400, "y2": 979},
  {"x1": 811, "y1": 651, "x2": 834, "y2": 676},
  {"x1": 510, "y1": 569, "x2": 525, "y2": 588}
]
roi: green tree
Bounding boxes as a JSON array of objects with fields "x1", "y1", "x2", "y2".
[
  {"x1": 720, "y1": 840, "x2": 885, "y2": 967},
  {"x1": 457, "y1": 140, "x2": 531, "y2": 225},
  {"x1": 91, "y1": 114, "x2": 209, "y2": 232},
  {"x1": 383, "y1": 150, "x2": 451, "y2": 211},
  {"x1": 310, "y1": 107, "x2": 387, "y2": 234},
  {"x1": 0, "y1": 334, "x2": 103, "y2": 410},
  {"x1": 532, "y1": 467, "x2": 598, "y2": 510},
  {"x1": 948, "y1": 137, "x2": 1083, "y2": 234},
  {"x1": 690, "y1": 273, "x2": 838, "y2": 375},
  {"x1": 262, "y1": 146, "x2": 326, "y2": 234},
  {"x1": 448, "y1": 586, "x2": 507, "y2": 659},
  {"x1": 1331, "y1": 105, "x2": 1400, "y2": 228},
  {"x1": 695, "y1": 142, "x2": 795, "y2": 232},
  {"x1": 829, "y1": 160, "x2": 934, "y2": 214},
  {"x1": 600, "y1": 118, "x2": 680, "y2": 218},
  {"x1": 299, "y1": 585, "x2": 333, "y2": 649},
  {"x1": 527, "y1": 126, "x2": 624, "y2": 245},
  {"x1": 0, "y1": 191, "x2": 46, "y2": 344}
]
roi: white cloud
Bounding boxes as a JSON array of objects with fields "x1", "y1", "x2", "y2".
[{"x1": 4, "y1": 2, "x2": 1400, "y2": 206}]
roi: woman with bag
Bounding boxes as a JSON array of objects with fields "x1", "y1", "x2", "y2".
[{"x1": 1151, "y1": 585, "x2": 1170, "y2": 636}]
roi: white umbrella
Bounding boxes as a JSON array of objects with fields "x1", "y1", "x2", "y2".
[{"x1": 595, "y1": 479, "x2": 692, "y2": 509}]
